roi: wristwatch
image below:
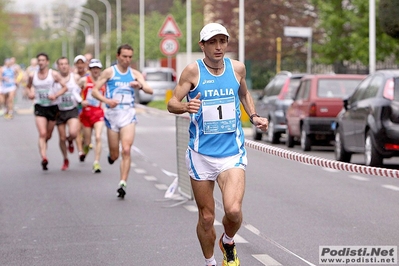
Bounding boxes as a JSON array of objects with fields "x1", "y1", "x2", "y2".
[{"x1": 250, "y1": 113, "x2": 260, "y2": 125}]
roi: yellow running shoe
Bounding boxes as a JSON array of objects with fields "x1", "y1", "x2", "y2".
[
  {"x1": 219, "y1": 234, "x2": 240, "y2": 266},
  {"x1": 92, "y1": 161, "x2": 101, "y2": 173}
]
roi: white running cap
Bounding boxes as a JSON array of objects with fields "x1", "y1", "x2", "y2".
[
  {"x1": 199, "y1": 23, "x2": 229, "y2": 42},
  {"x1": 74, "y1": 55, "x2": 86, "y2": 64},
  {"x1": 89, "y1": 58, "x2": 103, "y2": 69}
]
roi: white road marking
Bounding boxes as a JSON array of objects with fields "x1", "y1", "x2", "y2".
[
  {"x1": 144, "y1": 175, "x2": 157, "y2": 181},
  {"x1": 233, "y1": 234, "x2": 248, "y2": 243},
  {"x1": 214, "y1": 220, "x2": 222, "y2": 226},
  {"x1": 253, "y1": 254, "x2": 282, "y2": 265},
  {"x1": 382, "y1": 184, "x2": 399, "y2": 191},
  {"x1": 183, "y1": 205, "x2": 198, "y2": 212},
  {"x1": 155, "y1": 184, "x2": 168, "y2": 190},
  {"x1": 134, "y1": 168, "x2": 147, "y2": 174},
  {"x1": 348, "y1": 175, "x2": 369, "y2": 181},
  {"x1": 245, "y1": 224, "x2": 261, "y2": 236}
]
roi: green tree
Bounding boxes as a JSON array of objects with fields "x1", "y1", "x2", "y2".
[
  {"x1": 311, "y1": 0, "x2": 399, "y2": 66},
  {"x1": 379, "y1": 0, "x2": 399, "y2": 38},
  {"x1": 0, "y1": 0, "x2": 13, "y2": 63}
]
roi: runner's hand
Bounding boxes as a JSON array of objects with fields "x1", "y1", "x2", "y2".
[
  {"x1": 187, "y1": 93, "x2": 201, "y2": 113},
  {"x1": 107, "y1": 99, "x2": 119, "y2": 108}
]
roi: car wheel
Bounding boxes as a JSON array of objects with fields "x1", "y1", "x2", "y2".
[
  {"x1": 364, "y1": 132, "x2": 383, "y2": 166},
  {"x1": 334, "y1": 131, "x2": 352, "y2": 162},
  {"x1": 286, "y1": 128, "x2": 295, "y2": 148},
  {"x1": 252, "y1": 124, "x2": 262, "y2": 140},
  {"x1": 266, "y1": 120, "x2": 280, "y2": 144},
  {"x1": 300, "y1": 128, "x2": 311, "y2": 151}
]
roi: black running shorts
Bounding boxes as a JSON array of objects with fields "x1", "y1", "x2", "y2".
[
  {"x1": 56, "y1": 107, "x2": 79, "y2": 125},
  {"x1": 34, "y1": 104, "x2": 60, "y2": 121}
]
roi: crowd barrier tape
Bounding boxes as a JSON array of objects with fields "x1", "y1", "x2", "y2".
[
  {"x1": 245, "y1": 139, "x2": 399, "y2": 179},
  {"x1": 174, "y1": 114, "x2": 399, "y2": 202}
]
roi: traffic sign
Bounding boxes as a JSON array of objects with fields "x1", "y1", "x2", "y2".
[
  {"x1": 284, "y1": 26, "x2": 312, "y2": 38},
  {"x1": 158, "y1": 15, "x2": 182, "y2": 38},
  {"x1": 160, "y1": 37, "x2": 179, "y2": 56}
]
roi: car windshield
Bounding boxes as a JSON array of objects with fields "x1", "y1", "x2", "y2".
[
  {"x1": 317, "y1": 79, "x2": 363, "y2": 98},
  {"x1": 145, "y1": 71, "x2": 172, "y2": 81},
  {"x1": 285, "y1": 78, "x2": 301, "y2": 99}
]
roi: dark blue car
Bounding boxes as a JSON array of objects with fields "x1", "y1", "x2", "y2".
[{"x1": 334, "y1": 69, "x2": 399, "y2": 166}]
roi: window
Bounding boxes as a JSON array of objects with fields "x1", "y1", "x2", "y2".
[
  {"x1": 317, "y1": 79, "x2": 363, "y2": 98},
  {"x1": 349, "y1": 76, "x2": 372, "y2": 104},
  {"x1": 361, "y1": 75, "x2": 382, "y2": 100},
  {"x1": 295, "y1": 80, "x2": 310, "y2": 100}
]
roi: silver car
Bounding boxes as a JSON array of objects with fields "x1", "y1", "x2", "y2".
[{"x1": 135, "y1": 67, "x2": 177, "y2": 104}]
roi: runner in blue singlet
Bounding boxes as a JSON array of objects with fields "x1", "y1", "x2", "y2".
[
  {"x1": 167, "y1": 23, "x2": 269, "y2": 266},
  {"x1": 91, "y1": 44, "x2": 153, "y2": 199}
]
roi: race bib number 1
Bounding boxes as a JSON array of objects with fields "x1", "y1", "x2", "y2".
[{"x1": 202, "y1": 97, "x2": 236, "y2": 134}]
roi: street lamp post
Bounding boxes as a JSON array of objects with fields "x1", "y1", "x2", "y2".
[
  {"x1": 116, "y1": 0, "x2": 122, "y2": 46},
  {"x1": 369, "y1": 0, "x2": 376, "y2": 74},
  {"x1": 140, "y1": 0, "x2": 145, "y2": 70},
  {"x1": 186, "y1": 0, "x2": 192, "y2": 66},
  {"x1": 80, "y1": 7, "x2": 100, "y2": 59},
  {"x1": 97, "y1": 0, "x2": 112, "y2": 67},
  {"x1": 68, "y1": 24, "x2": 88, "y2": 63},
  {"x1": 239, "y1": 0, "x2": 245, "y2": 63}
]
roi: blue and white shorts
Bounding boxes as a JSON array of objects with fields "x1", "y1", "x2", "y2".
[
  {"x1": 0, "y1": 85, "x2": 16, "y2": 94},
  {"x1": 104, "y1": 108, "x2": 137, "y2": 132},
  {"x1": 186, "y1": 148, "x2": 247, "y2": 181}
]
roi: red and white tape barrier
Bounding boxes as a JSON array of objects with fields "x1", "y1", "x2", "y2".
[{"x1": 245, "y1": 139, "x2": 399, "y2": 179}]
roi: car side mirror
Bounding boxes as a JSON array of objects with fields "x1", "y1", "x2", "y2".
[{"x1": 343, "y1": 98, "x2": 349, "y2": 110}]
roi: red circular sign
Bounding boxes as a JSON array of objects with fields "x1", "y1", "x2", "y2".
[{"x1": 160, "y1": 37, "x2": 179, "y2": 56}]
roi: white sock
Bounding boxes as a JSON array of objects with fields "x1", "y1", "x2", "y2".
[
  {"x1": 223, "y1": 233, "x2": 234, "y2": 244},
  {"x1": 119, "y1": 180, "x2": 127, "y2": 187},
  {"x1": 205, "y1": 255, "x2": 216, "y2": 265}
]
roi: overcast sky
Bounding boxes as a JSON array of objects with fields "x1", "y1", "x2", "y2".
[{"x1": 7, "y1": 0, "x2": 86, "y2": 13}]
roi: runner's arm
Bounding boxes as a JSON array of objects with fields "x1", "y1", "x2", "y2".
[
  {"x1": 51, "y1": 71, "x2": 68, "y2": 99},
  {"x1": 167, "y1": 62, "x2": 201, "y2": 114},
  {"x1": 131, "y1": 69, "x2": 153, "y2": 95},
  {"x1": 92, "y1": 67, "x2": 117, "y2": 108},
  {"x1": 234, "y1": 60, "x2": 268, "y2": 131}
]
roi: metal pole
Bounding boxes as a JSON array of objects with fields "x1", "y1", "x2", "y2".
[
  {"x1": 68, "y1": 25, "x2": 87, "y2": 62},
  {"x1": 186, "y1": 0, "x2": 192, "y2": 66},
  {"x1": 76, "y1": 20, "x2": 91, "y2": 36},
  {"x1": 116, "y1": 0, "x2": 122, "y2": 46},
  {"x1": 239, "y1": 0, "x2": 244, "y2": 63},
  {"x1": 140, "y1": 0, "x2": 145, "y2": 70},
  {"x1": 80, "y1": 7, "x2": 100, "y2": 59},
  {"x1": 276, "y1": 37, "x2": 281, "y2": 73},
  {"x1": 369, "y1": 0, "x2": 376, "y2": 74},
  {"x1": 97, "y1": 0, "x2": 112, "y2": 67}
]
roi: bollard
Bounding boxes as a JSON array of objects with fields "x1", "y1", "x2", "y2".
[
  {"x1": 240, "y1": 103, "x2": 250, "y2": 123},
  {"x1": 165, "y1": 89, "x2": 173, "y2": 104}
]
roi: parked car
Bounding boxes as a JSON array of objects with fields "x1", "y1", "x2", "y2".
[
  {"x1": 253, "y1": 71, "x2": 305, "y2": 143},
  {"x1": 286, "y1": 74, "x2": 366, "y2": 151},
  {"x1": 135, "y1": 67, "x2": 177, "y2": 104},
  {"x1": 334, "y1": 69, "x2": 399, "y2": 166}
]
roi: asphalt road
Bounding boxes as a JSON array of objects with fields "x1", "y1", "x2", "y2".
[{"x1": 1, "y1": 94, "x2": 398, "y2": 265}]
